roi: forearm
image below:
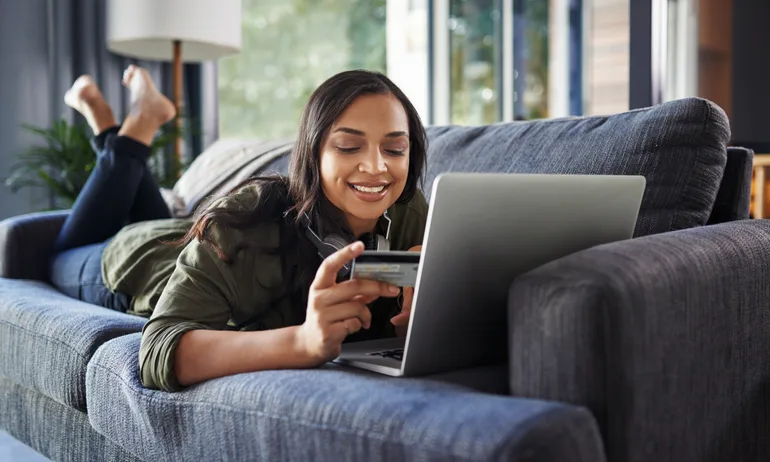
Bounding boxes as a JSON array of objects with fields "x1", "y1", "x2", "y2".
[{"x1": 175, "y1": 326, "x2": 316, "y2": 387}]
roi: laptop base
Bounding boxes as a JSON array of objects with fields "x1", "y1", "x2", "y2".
[{"x1": 333, "y1": 337, "x2": 406, "y2": 377}]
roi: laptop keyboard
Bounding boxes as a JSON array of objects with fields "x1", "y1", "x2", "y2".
[{"x1": 367, "y1": 348, "x2": 404, "y2": 361}]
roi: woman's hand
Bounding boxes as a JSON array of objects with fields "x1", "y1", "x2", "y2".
[
  {"x1": 296, "y1": 241, "x2": 401, "y2": 365},
  {"x1": 390, "y1": 245, "x2": 422, "y2": 336}
]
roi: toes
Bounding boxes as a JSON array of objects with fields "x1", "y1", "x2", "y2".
[
  {"x1": 64, "y1": 75, "x2": 99, "y2": 107},
  {"x1": 122, "y1": 65, "x2": 137, "y2": 87},
  {"x1": 73, "y1": 75, "x2": 94, "y2": 88},
  {"x1": 68, "y1": 75, "x2": 94, "y2": 94}
]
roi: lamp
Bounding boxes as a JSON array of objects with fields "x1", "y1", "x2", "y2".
[{"x1": 106, "y1": 0, "x2": 242, "y2": 168}]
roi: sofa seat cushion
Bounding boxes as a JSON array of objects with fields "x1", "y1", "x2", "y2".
[
  {"x1": 0, "y1": 377, "x2": 141, "y2": 462},
  {"x1": 0, "y1": 278, "x2": 145, "y2": 411},
  {"x1": 425, "y1": 97, "x2": 731, "y2": 237},
  {"x1": 87, "y1": 334, "x2": 606, "y2": 462}
]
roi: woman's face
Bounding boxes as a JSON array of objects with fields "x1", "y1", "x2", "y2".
[{"x1": 320, "y1": 93, "x2": 410, "y2": 237}]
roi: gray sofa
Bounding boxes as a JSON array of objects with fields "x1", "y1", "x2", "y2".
[{"x1": 1, "y1": 97, "x2": 765, "y2": 462}]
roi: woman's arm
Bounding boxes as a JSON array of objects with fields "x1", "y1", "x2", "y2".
[
  {"x1": 142, "y1": 240, "x2": 399, "y2": 390},
  {"x1": 174, "y1": 326, "x2": 313, "y2": 386},
  {"x1": 174, "y1": 242, "x2": 400, "y2": 387}
]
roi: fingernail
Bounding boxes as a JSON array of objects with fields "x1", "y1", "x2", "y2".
[
  {"x1": 389, "y1": 285, "x2": 399, "y2": 294},
  {"x1": 352, "y1": 241, "x2": 364, "y2": 251}
]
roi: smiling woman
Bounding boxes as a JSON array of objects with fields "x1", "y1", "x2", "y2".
[
  {"x1": 320, "y1": 93, "x2": 412, "y2": 236},
  {"x1": 46, "y1": 68, "x2": 429, "y2": 393},
  {"x1": 134, "y1": 70, "x2": 427, "y2": 392}
]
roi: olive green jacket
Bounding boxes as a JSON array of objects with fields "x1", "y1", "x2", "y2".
[{"x1": 102, "y1": 183, "x2": 428, "y2": 391}]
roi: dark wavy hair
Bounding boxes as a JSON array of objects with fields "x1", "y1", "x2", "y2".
[{"x1": 176, "y1": 69, "x2": 428, "y2": 262}]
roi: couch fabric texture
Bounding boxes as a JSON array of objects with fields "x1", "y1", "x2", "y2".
[
  {"x1": 0, "y1": 279, "x2": 145, "y2": 410},
  {"x1": 508, "y1": 219, "x2": 770, "y2": 462},
  {"x1": 423, "y1": 98, "x2": 732, "y2": 236},
  {"x1": 0, "y1": 377, "x2": 139, "y2": 462},
  {"x1": 87, "y1": 334, "x2": 605, "y2": 462},
  {"x1": 708, "y1": 146, "x2": 754, "y2": 223}
]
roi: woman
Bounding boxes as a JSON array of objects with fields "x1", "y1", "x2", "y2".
[{"x1": 51, "y1": 65, "x2": 429, "y2": 392}]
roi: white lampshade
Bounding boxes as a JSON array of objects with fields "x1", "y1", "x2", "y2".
[{"x1": 106, "y1": 0, "x2": 242, "y2": 62}]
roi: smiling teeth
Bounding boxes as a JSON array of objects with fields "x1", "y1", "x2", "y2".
[{"x1": 352, "y1": 184, "x2": 385, "y2": 193}]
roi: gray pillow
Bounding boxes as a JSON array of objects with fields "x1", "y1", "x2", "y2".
[
  {"x1": 168, "y1": 139, "x2": 294, "y2": 217},
  {"x1": 425, "y1": 98, "x2": 731, "y2": 237}
]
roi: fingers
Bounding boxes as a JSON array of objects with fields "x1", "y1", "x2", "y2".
[
  {"x1": 391, "y1": 287, "x2": 414, "y2": 326},
  {"x1": 353, "y1": 294, "x2": 380, "y2": 305},
  {"x1": 311, "y1": 241, "x2": 365, "y2": 290},
  {"x1": 402, "y1": 286, "x2": 414, "y2": 306},
  {"x1": 341, "y1": 317, "x2": 363, "y2": 336},
  {"x1": 391, "y1": 311, "x2": 410, "y2": 326},
  {"x1": 318, "y1": 301, "x2": 372, "y2": 329},
  {"x1": 318, "y1": 278, "x2": 400, "y2": 306}
]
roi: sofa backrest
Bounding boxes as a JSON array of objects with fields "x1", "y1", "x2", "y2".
[
  {"x1": 424, "y1": 98, "x2": 731, "y2": 237},
  {"x1": 259, "y1": 98, "x2": 736, "y2": 237}
]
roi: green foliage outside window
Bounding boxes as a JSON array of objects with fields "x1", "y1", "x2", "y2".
[{"x1": 218, "y1": 0, "x2": 387, "y2": 141}]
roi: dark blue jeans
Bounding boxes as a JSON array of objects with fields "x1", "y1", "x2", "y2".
[{"x1": 49, "y1": 127, "x2": 171, "y2": 312}]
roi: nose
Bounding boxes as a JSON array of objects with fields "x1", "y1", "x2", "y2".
[{"x1": 358, "y1": 146, "x2": 387, "y2": 173}]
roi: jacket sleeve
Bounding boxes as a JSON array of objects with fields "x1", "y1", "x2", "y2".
[
  {"x1": 139, "y1": 231, "x2": 241, "y2": 391},
  {"x1": 139, "y1": 185, "x2": 267, "y2": 392}
]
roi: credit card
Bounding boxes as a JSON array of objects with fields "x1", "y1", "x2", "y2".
[{"x1": 350, "y1": 251, "x2": 421, "y2": 287}]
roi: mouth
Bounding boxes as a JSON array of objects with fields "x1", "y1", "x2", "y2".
[{"x1": 348, "y1": 182, "x2": 391, "y2": 202}]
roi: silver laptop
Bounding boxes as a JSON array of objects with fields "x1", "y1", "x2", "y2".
[{"x1": 333, "y1": 172, "x2": 646, "y2": 377}]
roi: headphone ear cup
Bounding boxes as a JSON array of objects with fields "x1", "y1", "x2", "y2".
[
  {"x1": 323, "y1": 234, "x2": 353, "y2": 279},
  {"x1": 323, "y1": 234, "x2": 349, "y2": 253}
]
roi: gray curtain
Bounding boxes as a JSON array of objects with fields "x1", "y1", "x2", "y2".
[{"x1": 0, "y1": 0, "x2": 218, "y2": 218}]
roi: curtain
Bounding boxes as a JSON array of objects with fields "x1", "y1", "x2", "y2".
[
  {"x1": 0, "y1": 0, "x2": 218, "y2": 217},
  {"x1": 55, "y1": 0, "x2": 214, "y2": 170}
]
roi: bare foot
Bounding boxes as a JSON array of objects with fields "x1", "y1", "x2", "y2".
[
  {"x1": 64, "y1": 75, "x2": 117, "y2": 135},
  {"x1": 123, "y1": 65, "x2": 176, "y2": 125},
  {"x1": 118, "y1": 65, "x2": 176, "y2": 146}
]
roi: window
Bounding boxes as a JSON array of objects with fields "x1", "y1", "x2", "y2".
[
  {"x1": 511, "y1": 0, "x2": 631, "y2": 119},
  {"x1": 512, "y1": 0, "x2": 550, "y2": 119},
  {"x1": 218, "y1": 0, "x2": 633, "y2": 137},
  {"x1": 449, "y1": 0, "x2": 502, "y2": 125},
  {"x1": 218, "y1": 0, "x2": 387, "y2": 140},
  {"x1": 432, "y1": 0, "x2": 631, "y2": 123},
  {"x1": 584, "y1": 0, "x2": 630, "y2": 116}
]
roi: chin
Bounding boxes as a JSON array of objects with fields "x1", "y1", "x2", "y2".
[{"x1": 348, "y1": 205, "x2": 388, "y2": 222}]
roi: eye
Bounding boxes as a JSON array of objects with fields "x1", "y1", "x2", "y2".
[
  {"x1": 336, "y1": 146, "x2": 360, "y2": 154},
  {"x1": 385, "y1": 149, "x2": 407, "y2": 156}
]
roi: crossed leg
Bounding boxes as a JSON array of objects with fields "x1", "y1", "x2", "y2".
[
  {"x1": 50, "y1": 66, "x2": 179, "y2": 311},
  {"x1": 54, "y1": 66, "x2": 176, "y2": 253}
]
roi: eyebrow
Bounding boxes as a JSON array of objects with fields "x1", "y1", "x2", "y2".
[{"x1": 333, "y1": 127, "x2": 409, "y2": 138}]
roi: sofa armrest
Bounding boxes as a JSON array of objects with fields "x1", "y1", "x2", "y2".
[
  {"x1": 87, "y1": 334, "x2": 607, "y2": 462},
  {"x1": 0, "y1": 210, "x2": 69, "y2": 280},
  {"x1": 508, "y1": 219, "x2": 770, "y2": 462}
]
